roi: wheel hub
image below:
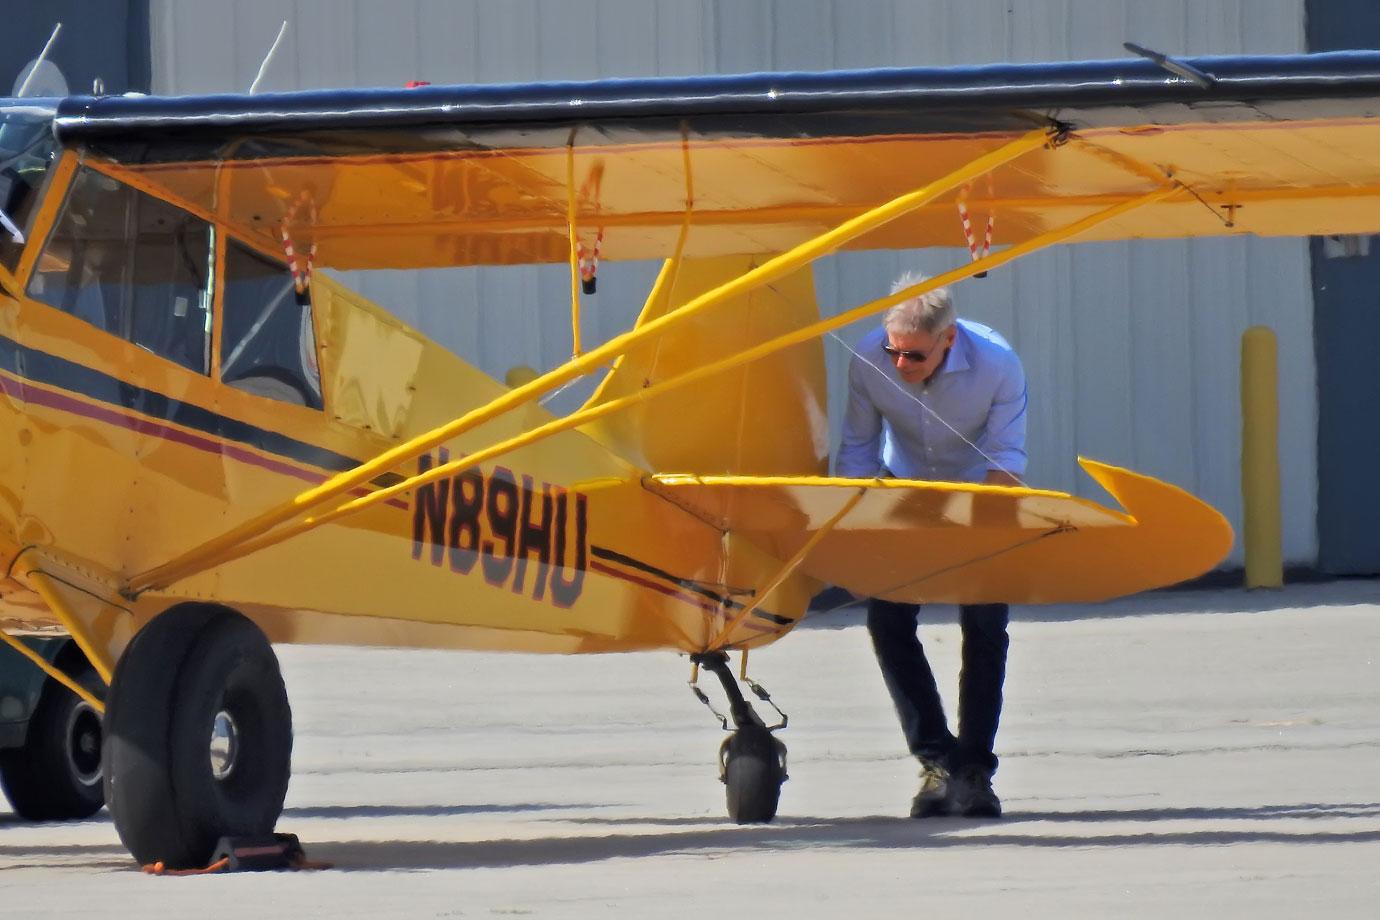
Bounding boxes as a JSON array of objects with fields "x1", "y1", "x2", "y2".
[
  {"x1": 65, "y1": 702, "x2": 102, "y2": 787},
  {"x1": 209, "y1": 710, "x2": 240, "y2": 780}
]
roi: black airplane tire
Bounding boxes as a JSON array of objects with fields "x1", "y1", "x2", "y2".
[
  {"x1": 0, "y1": 660, "x2": 105, "y2": 821},
  {"x1": 723, "y1": 725, "x2": 786, "y2": 824},
  {"x1": 102, "y1": 605, "x2": 293, "y2": 869}
]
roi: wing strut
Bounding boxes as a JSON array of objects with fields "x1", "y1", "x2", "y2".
[
  {"x1": 565, "y1": 133, "x2": 584, "y2": 356},
  {"x1": 703, "y1": 486, "x2": 865, "y2": 651},
  {"x1": 0, "y1": 629, "x2": 104, "y2": 712},
  {"x1": 124, "y1": 181, "x2": 1178, "y2": 594},
  {"x1": 123, "y1": 127, "x2": 1073, "y2": 597}
]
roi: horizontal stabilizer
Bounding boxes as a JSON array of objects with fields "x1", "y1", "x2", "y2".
[{"x1": 648, "y1": 459, "x2": 1233, "y2": 605}]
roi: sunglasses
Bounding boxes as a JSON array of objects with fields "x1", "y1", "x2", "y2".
[{"x1": 882, "y1": 343, "x2": 939, "y2": 363}]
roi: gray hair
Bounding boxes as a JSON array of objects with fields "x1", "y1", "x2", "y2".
[{"x1": 883, "y1": 270, "x2": 955, "y2": 335}]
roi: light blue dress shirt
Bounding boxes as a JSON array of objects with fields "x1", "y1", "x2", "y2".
[{"x1": 836, "y1": 319, "x2": 1027, "y2": 483}]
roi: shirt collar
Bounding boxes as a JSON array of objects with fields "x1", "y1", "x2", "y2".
[{"x1": 931, "y1": 322, "x2": 971, "y2": 379}]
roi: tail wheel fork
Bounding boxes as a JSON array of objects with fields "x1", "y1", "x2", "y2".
[{"x1": 690, "y1": 651, "x2": 788, "y2": 824}]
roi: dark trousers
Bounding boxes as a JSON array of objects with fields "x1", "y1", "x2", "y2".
[{"x1": 866, "y1": 599, "x2": 1010, "y2": 776}]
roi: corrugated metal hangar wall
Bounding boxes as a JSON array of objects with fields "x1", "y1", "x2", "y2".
[{"x1": 147, "y1": 0, "x2": 1315, "y2": 568}]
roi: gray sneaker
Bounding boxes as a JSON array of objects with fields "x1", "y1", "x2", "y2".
[
  {"x1": 950, "y1": 767, "x2": 1002, "y2": 818},
  {"x1": 910, "y1": 761, "x2": 954, "y2": 818}
]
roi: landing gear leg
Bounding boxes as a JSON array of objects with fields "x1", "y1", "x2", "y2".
[{"x1": 690, "y1": 651, "x2": 788, "y2": 824}]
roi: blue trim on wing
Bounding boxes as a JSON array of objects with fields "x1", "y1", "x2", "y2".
[{"x1": 48, "y1": 50, "x2": 1380, "y2": 159}]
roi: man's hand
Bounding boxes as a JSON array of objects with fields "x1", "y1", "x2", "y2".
[{"x1": 984, "y1": 470, "x2": 1021, "y2": 488}]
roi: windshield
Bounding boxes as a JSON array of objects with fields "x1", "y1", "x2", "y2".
[{"x1": 0, "y1": 104, "x2": 59, "y2": 272}]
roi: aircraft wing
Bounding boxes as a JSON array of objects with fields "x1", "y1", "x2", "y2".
[
  {"x1": 648, "y1": 458, "x2": 1233, "y2": 605},
  {"x1": 42, "y1": 51, "x2": 1380, "y2": 270}
]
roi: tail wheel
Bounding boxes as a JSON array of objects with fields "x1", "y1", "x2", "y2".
[
  {"x1": 721, "y1": 724, "x2": 787, "y2": 824},
  {"x1": 0, "y1": 658, "x2": 105, "y2": 821},
  {"x1": 102, "y1": 605, "x2": 292, "y2": 869}
]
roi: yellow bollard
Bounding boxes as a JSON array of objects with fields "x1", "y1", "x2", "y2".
[{"x1": 1241, "y1": 326, "x2": 1283, "y2": 588}]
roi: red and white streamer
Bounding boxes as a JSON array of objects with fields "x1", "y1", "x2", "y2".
[
  {"x1": 576, "y1": 229, "x2": 604, "y2": 284},
  {"x1": 956, "y1": 198, "x2": 995, "y2": 264},
  {"x1": 280, "y1": 191, "x2": 318, "y2": 295}
]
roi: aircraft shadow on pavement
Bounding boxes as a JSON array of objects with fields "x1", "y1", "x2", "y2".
[
  {"x1": 281, "y1": 802, "x2": 603, "y2": 820},
  {"x1": 0, "y1": 842, "x2": 130, "y2": 872},
  {"x1": 310, "y1": 800, "x2": 1380, "y2": 871},
  {"x1": 567, "y1": 802, "x2": 1380, "y2": 826},
  {"x1": 0, "y1": 801, "x2": 1375, "y2": 872}
]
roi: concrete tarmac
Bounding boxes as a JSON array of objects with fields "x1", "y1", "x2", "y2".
[{"x1": 1, "y1": 580, "x2": 1376, "y2": 917}]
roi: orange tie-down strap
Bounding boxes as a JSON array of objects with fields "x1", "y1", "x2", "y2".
[{"x1": 141, "y1": 834, "x2": 332, "y2": 875}]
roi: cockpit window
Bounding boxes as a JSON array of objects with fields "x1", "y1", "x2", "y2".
[
  {"x1": 220, "y1": 239, "x2": 323, "y2": 410},
  {"x1": 27, "y1": 166, "x2": 213, "y2": 374},
  {"x1": 0, "y1": 110, "x2": 58, "y2": 272}
]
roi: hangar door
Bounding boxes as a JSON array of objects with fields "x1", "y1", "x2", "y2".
[{"x1": 1309, "y1": 0, "x2": 1380, "y2": 573}]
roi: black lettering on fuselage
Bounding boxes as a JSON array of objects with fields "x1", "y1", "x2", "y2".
[
  {"x1": 549, "y1": 488, "x2": 588, "y2": 609},
  {"x1": 447, "y1": 467, "x2": 484, "y2": 574},
  {"x1": 411, "y1": 448, "x2": 451, "y2": 565},
  {"x1": 410, "y1": 453, "x2": 588, "y2": 607},
  {"x1": 514, "y1": 475, "x2": 553, "y2": 599},
  {"x1": 481, "y1": 466, "x2": 519, "y2": 586}
]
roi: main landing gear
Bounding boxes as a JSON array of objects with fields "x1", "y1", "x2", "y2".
[
  {"x1": 690, "y1": 651, "x2": 788, "y2": 824},
  {"x1": 101, "y1": 604, "x2": 293, "y2": 869},
  {"x1": 0, "y1": 652, "x2": 105, "y2": 821}
]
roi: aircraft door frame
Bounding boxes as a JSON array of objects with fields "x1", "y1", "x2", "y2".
[{"x1": 7, "y1": 154, "x2": 229, "y2": 574}]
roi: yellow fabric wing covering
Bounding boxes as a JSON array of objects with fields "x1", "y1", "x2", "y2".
[
  {"x1": 58, "y1": 53, "x2": 1380, "y2": 268},
  {"x1": 87, "y1": 121, "x2": 1380, "y2": 270},
  {"x1": 648, "y1": 458, "x2": 1233, "y2": 605}
]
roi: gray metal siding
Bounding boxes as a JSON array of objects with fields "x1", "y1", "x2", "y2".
[{"x1": 148, "y1": 0, "x2": 1314, "y2": 566}]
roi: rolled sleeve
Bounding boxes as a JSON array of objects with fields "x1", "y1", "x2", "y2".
[
  {"x1": 836, "y1": 357, "x2": 884, "y2": 478},
  {"x1": 976, "y1": 352, "x2": 1028, "y2": 477}
]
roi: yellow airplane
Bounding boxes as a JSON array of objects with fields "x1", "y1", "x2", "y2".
[{"x1": 3, "y1": 46, "x2": 1368, "y2": 869}]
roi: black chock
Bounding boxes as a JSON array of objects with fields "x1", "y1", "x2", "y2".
[{"x1": 211, "y1": 832, "x2": 306, "y2": 872}]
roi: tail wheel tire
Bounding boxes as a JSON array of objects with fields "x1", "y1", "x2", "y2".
[
  {"x1": 0, "y1": 659, "x2": 105, "y2": 821},
  {"x1": 721, "y1": 725, "x2": 787, "y2": 824},
  {"x1": 102, "y1": 605, "x2": 292, "y2": 869}
]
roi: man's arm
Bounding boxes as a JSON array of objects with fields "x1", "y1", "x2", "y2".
[
  {"x1": 836, "y1": 358, "x2": 885, "y2": 478},
  {"x1": 976, "y1": 351, "x2": 1028, "y2": 483}
]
